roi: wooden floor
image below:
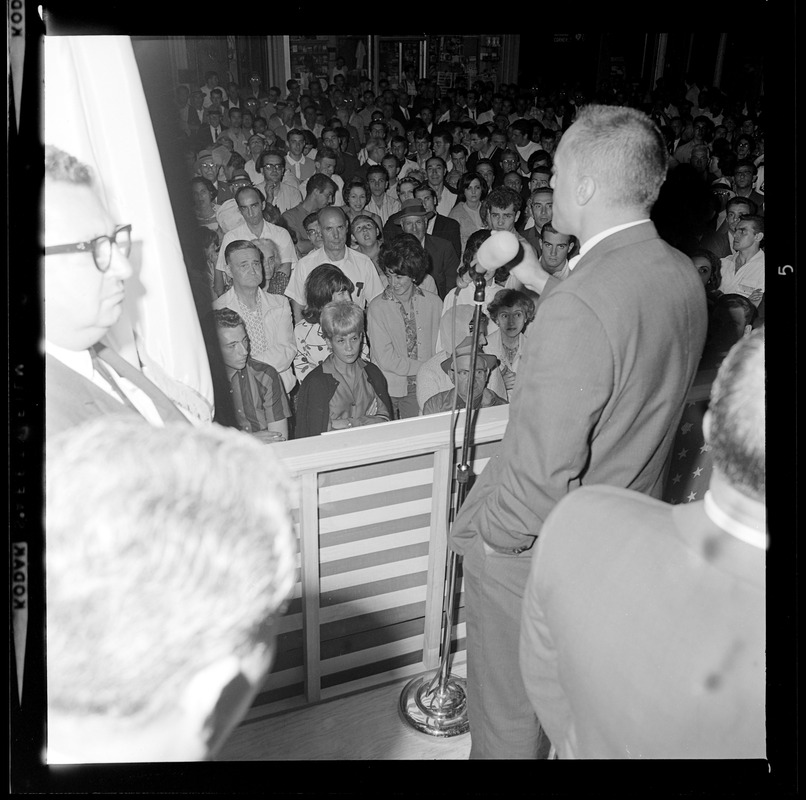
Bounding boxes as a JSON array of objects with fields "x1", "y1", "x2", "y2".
[{"x1": 217, "y1": 664, "x2": 471, "y2": 761}]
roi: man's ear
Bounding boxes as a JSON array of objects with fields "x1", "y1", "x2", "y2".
[
  {"x1": 702, "y1": 409, "x2": 712, "y2": 445},
  {"x1": 577, "y1": 175, "x2": 595, "y2": 206}
]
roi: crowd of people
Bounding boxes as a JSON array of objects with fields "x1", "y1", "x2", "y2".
[
  {"x1": 40, "y1": 58, "x2": 767, "y2": 764},
  {"x1": 178, "y1": 68, "x2": 765, "y2": 439}
]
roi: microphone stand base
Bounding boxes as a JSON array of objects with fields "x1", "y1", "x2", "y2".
[{"x1": 398, "y1": 673, "x2": 470, "y2": 737}]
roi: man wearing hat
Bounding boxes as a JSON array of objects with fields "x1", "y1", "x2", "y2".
[
  {"x1": 388, "y1": 198, "x2": 460, "y2": 299},
  {"x1": 195, "y1": 149, "x2": 233, "y2": 204},
  {"x1": 195, "y1": 106, "x2": 227, "y2": 151},
  {"x1": 421, "y1": 336, "x2": 506, "y2": 415}
]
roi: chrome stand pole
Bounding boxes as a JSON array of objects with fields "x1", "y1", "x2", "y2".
[{"x1": 398, "y1": 279, "x2": 488, "y2": 737}]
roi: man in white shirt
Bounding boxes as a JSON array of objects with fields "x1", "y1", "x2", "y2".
[
  {"x1": 213, "y1": 241, "x2": 297, "y2": 394},
  {"x1": 365, "y1": 165, "x2": 401, "y2": 225},
  {"x1": 285, "y1": 129, "x2": 316, "y2": 183},
  {"x1": 476, "y1": 93, "x2": 504, "y2": 126},
  {"x1": 216, "y1": 186, "x2": 298, "y2": 290},
  {"x1": 508, "y1": 119, "x2": 539, "y2": 174},
  {"x1": 431, "y1": 129, "x2": 454, "y2": 173},
  {"x1": 719, "y1": 215, "x2": 765, "y2": 304},
  {"x1": 201, "y1": 71, "x2": 228, "y2": 108},
  {"x1": 535, "y1": 223, "x2": 577, "y2": 282},
  {"x1": 221, "y1": 107, "x2": 249, "y2": 159},
  {"x1": 425, "y1": 156, "x2": 458, "y2": 217},
  {"x1": 284, "y1": 207, "x2": 385, "y2": 323},
  {"x1": 298, "y1": 147, "x2": 344, "y2": 208}
]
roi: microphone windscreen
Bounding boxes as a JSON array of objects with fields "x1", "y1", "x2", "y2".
[{"x1": 476, "y1": 231, "x2": 520, "y2": 271}]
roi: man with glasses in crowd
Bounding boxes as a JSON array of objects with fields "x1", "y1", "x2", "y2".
[{"x1": 255, "y1": 149, "x2": 303, "y2": 214}]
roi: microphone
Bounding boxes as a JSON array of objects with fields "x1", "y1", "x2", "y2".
[{"x1": 476, "y1": 231, "x2": 521, "y2": 273}]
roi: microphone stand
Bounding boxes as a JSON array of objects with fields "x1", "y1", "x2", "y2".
[{"x1": 398, "y1": 272, "x2": 488, "y2": 737}]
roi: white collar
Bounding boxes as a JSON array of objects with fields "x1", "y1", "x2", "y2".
[
  {"x1": 45, "y1": 340, "x2": 94, "y2": 379},
  {"x1": 571, "y1": 219, "x2": 650, "y2": 270},
  {"x1": 704, "y1": 490, "x2": 768, "y2": 551}
]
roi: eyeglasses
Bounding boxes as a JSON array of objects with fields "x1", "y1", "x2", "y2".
[
  {"x1": 44, "y1": 224, "x2": 132, "y2": 273},
  {"x1": 262, "y1": 163, "x2": 284, "y2": 170}
]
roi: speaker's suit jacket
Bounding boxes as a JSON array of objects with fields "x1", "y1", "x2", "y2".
[
  {"x1": 451, "y1": 221, "x2": 708, "y2": 555},
  {"x1": 46, "y1": 346, "x2": 188, "y2": 436},
  {"x1": 520, "y1": 485, "x2": 765, "y2": 759}
]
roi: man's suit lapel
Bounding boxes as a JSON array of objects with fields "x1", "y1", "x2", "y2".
[
  {"x1": 94, "y1": 345, "x2": 189, "y2": 424},
  {"x1": 46, "y1": 353, "x2": 132, "y2": 419}
]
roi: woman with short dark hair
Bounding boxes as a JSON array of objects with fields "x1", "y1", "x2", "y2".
[
  {"x1": 366, "y1": 235, "x2": 443, "y2": 419},
  {"x1": 293, "y1": 264, "x2": 358, "y2": 382}
]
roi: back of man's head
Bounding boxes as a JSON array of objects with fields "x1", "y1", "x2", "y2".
[
  {"x1": 708, "y1": 327, "x2": 765, "y2": 501},
  {"x1": 45, "y1": 417, "x2": 295, "y2": 761},
  {"x1": 564, "y1": 104, "x2": 668, "y2": 214}
]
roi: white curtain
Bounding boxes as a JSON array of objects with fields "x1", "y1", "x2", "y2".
[{"x1": 44, "y1": 36, "x2": 213, "y2": 421}]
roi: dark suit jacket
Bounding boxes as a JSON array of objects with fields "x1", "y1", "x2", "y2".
[
  {"x1": 431, "y1": 214, "x2": 462, "y2": 259},
  {"x1": 382, "y1": 213, "x2": 462, "y2": 260},
  {"x1": 450, "y1": 221, "x2": 708, "y2": 554},
  {"x1": 391, "y1": 105, "x2": 415, "y2": 132},
  {"x1": 699, "y1": 219, "x2": 732, "y2": 259},
  {"x1": 195, "y1": 123, "x2": 228, "y2": 151},
  {"x1": 46, "y1": 346, "x2": 188, "y2": 435},
  {"x1": 521, "y1": 485, "x2": 765, "y2": 758},
  {"x1": 187, "y1": 106, "x2": 206, "y2": 134},
  {"x1": 336, "y1": 152, "x2": 362, "y2": 184},
  {"x1": 423, "y1": 233, "x2": 460, "y2": 299}
]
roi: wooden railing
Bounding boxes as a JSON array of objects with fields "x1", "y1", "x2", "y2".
[{"x1": 241, "y1": 405, "x2": 509, "y2": 724}]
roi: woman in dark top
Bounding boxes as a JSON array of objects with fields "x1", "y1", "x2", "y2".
[{"x1": 294, "y1": 301, "x2": 391, "y2": 437}]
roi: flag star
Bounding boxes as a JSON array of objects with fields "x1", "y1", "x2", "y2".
[
  {"x1": 692, "y1": 467, "x2": 703, "y2": 478},
  {"x1": 699, "y1": 443, "x2": 711, "y2": 454},
  {"x1": 680, "y1": 422, "x2": 693, "y2": 434},
  {"x1": 672, "y1": 473, "x2": 682, "y2": 484},
  {"x1": 677, "y1": 448, "x2": 688, "y2": 459},
  {"x1": 686, "y1": 491, "x2": 697, "y2": 502}
]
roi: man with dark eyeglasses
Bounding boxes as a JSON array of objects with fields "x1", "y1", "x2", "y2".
[{"x1": 43, "y1": 145, "x2": 189, "y2": 434}]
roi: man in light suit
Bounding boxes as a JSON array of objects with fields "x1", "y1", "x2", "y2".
[
  {"x1": 43, "y1": 145, "x2": 188, "y2": 434},
  {"x1": 520, "y1": 328, "x2": 765, "y2": 759},
  {"x1": 451, "y1": 104, "x2": 708, "y2": 758}
]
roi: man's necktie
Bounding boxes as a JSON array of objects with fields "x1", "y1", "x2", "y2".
[{"x1": 90, "y1": 350, "x2": 141, "y2": 414}]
